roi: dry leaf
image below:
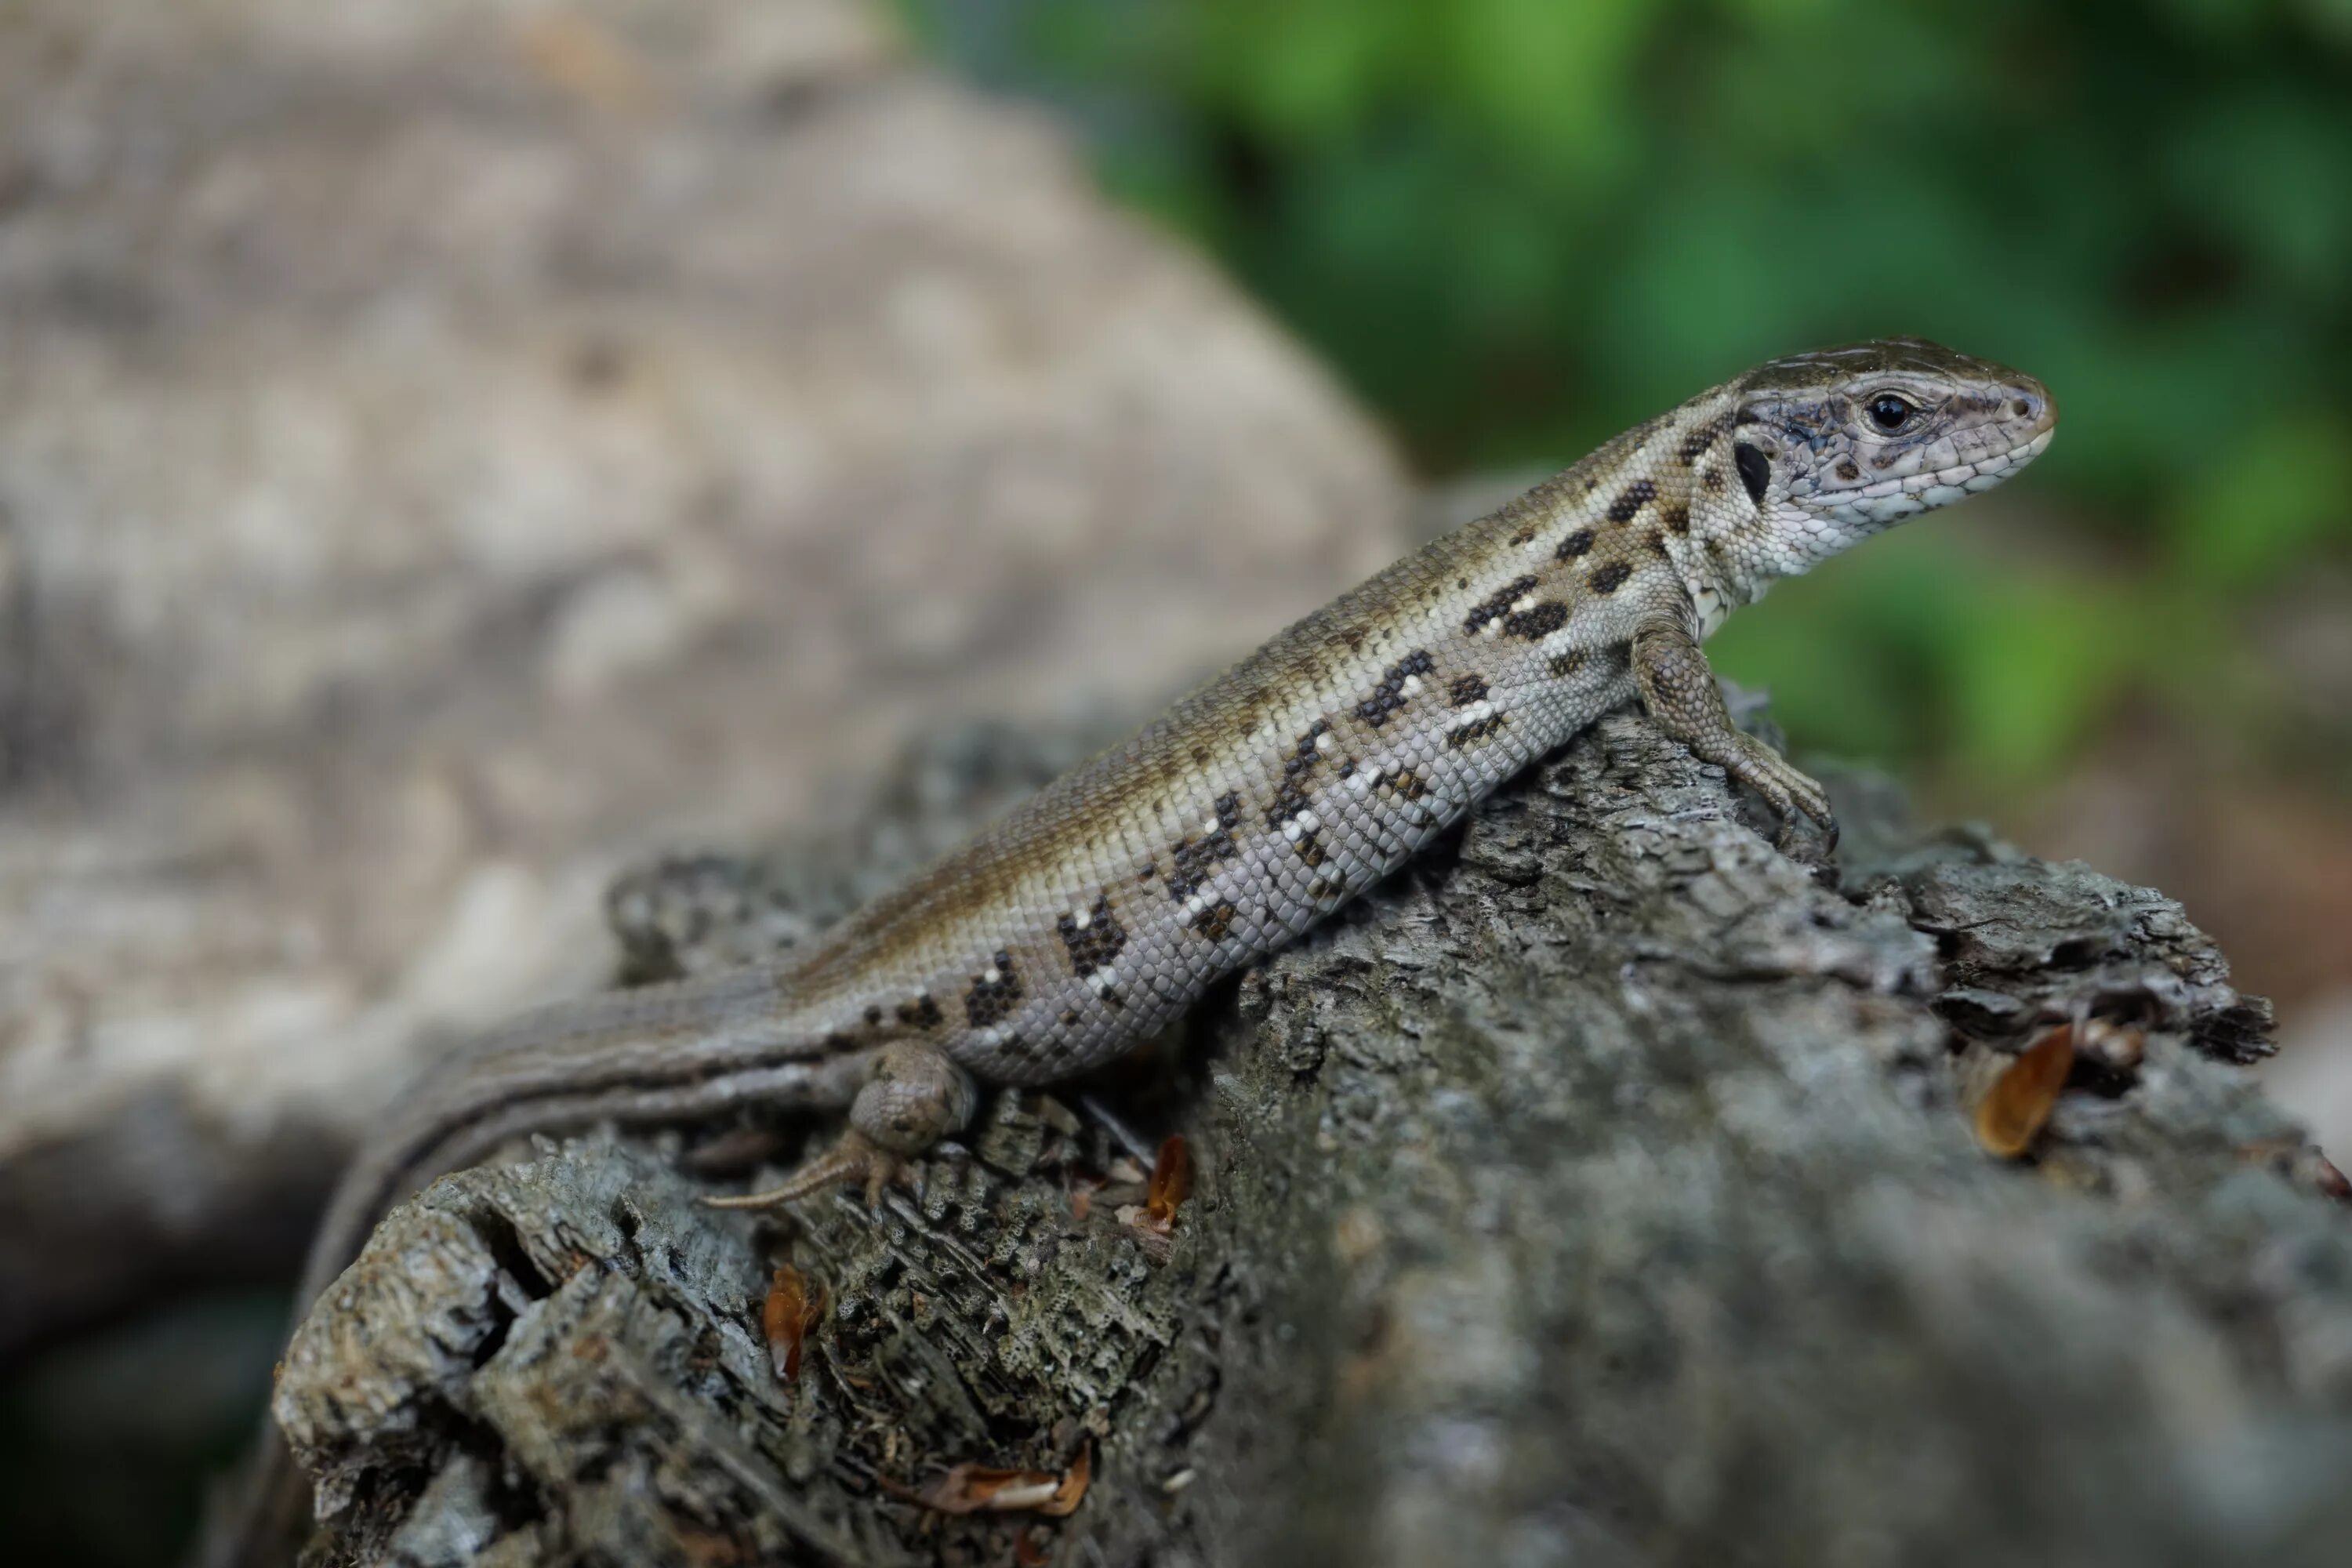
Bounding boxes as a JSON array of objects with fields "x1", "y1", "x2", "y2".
[
  {"x1": 1146, "y1": 1136, "x2": 1193, "y2": 1225},
  {"x1": 916, "y1": 1446, "x2": 1092, "y2": 1517},
  {"x1": 1039, "y1": 1444, "x2": 1092, "y2": 1516},
  {"x1": 1015, "y1": 1528, "x2": 1052, "y2": 1567},
  {"x1": 1975, "y1": 1024, "x2": 2075, "y2": 1158},
  {"x1": 918, "y1": 1465, "x2": 1061, "y2": 1515},
  {"x1": 763, "y1": 1265, "x2": 820, "y2": 1382}
]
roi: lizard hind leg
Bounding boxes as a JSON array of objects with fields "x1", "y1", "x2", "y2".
[{"x1": 702, "y1": 1042, "x2": 977, "y2": 1210}]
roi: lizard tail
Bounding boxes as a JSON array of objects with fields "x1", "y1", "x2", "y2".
[{"x1": 201, "y1": 963, "x2": 869, "y2": 1566}]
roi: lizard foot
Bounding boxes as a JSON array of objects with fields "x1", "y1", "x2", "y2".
[
  {"x1": 702, "y1": 1128, "x2": 913, "y2": 1210},
  {"x1": 702, "y1": 1041, "x2": 976, "y2": 1212},
  {"x1": 1721, "y1": 733, "x2": 1838, "y2": 855}
]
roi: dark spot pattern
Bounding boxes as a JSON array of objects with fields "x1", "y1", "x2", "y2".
[
  {"x1": 1591, "y1": 561, "x2": 1632, "y2": 594},
  {"x1": 1555, "y1": 529, "x2": 1595, "y2": 560},
  {"x1": 1503, "y1": 601, "x2": 1568, "y2": 641},
  {"x1": 1662, "y1": 503, "x2": 1690, "y2": 534},
  {"x1": 862, "y1": 1004, "x2": 884, "y2": 1027},
  {"x1": 1447, "y1": 713, "x2": 1508, "y2": 748},
  {"x1": 1605, "y1": 480, "x2": 1657, "y2": 523},
  {"x1": 1450, "y1": 673, "x2": 1489, "y2": 706},
  {"x1": 1646, "y1": 530, "x2": 1671, "y2": 559},
  {"x1": 1265, "y1": 721, "x2": 1330, "y2": 830},
  {"x1": 1166, "y1": 791, "x2": 1243, "y2": 903},
  {"x1": 1677, "y1": 430, "x2": 1713, "y2": 463},
  {"x1": 1464, "y1": 575, "x2": 1542, "y2": 635},
  {"x1": 1057, "y1": 895, "x2": 1127, "y2": 978},
  {"x1": 1355, "y1": 649, "x2": 1436, "y2": 728},
  {"x1": 1508, "y1": 526, "x2": 1535, "y2": 546},
  {"x1": 1546, "y1": 648, "x2": 1587, "y2": 679},
  {"x1": 897, "y1": 994, "x2": 943, "y2": 1030},
  {"x1": 1733, "y1": 442, "x2": 1770, "y2": 503},
  {"x1": 1835, "y1": 459, "x2": 1861, "y2": 481},
  {"x1": 1384, "y1": 769, "x2": 1430, "y2": 802},
  {"x1": 1265, "y1": 722, "x2": 1334, "y2": 866},
  {"x1": 1702, "y1": 469, "x2": 1726, "y2": 493},
  {"x1": 1194, "y1": 901, "x2": 1240, "y2": 942},
  {"x1": 964, "y1": 953, "x2": 1022, "y2": 1029}
]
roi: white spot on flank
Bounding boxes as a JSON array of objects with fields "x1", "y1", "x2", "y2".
[
  {"x1": 1185, "y1": 893, "x2": 1210, "y2": 915},
  {"x1": 1071, "y1": 907, "x2": 1091, "y2": 929},
  {"x1": 1510, "y1": 594, "x2": 1537, "y2": 614},
  {"x1": 982, "y1": 967, "x2": 1001, "y2": 985},
  {"x1": 1087, "y1": 968, "x2": 1119, "y2": 995},
  {"x1": 1449, "y1": 699, "x2": 1497, "y2": 729},
  {"x1": 1315, "y1": 730, "x2": 1336, "y2": 753},
  {"x1": 1401, "y1": 674, "x2": 1425, "y2": 696}
]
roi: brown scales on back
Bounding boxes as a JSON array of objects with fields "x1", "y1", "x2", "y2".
[{"x1": 215, "y1": 339, "x2": 2056, "y2": 1567}]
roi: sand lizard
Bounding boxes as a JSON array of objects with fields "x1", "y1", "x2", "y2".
[{"x1": 226, "y1": 336, "x2": 2053, "y2": 1562}]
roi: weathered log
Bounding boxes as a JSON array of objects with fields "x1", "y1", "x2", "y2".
[{"x1": 273, "y1": 704, "x2": 2352, "y2": 1568}]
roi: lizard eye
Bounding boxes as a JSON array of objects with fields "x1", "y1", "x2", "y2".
[{"x1": 1866, "y1": 393, "x2": 1917, "y2": 433}]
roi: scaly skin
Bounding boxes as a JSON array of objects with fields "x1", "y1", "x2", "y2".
[{"x1": 223, "y1": 337, "x2": 2053, "y2": 1565}]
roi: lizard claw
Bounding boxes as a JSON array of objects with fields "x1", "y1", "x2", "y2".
[{"x1": 1727, "y1": 735, "x2": 1837, "y2": 856}]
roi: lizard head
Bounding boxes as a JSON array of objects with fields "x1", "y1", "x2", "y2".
[{"x1": 1723, "y1": 336, "x2": 2056, "y2": 568}]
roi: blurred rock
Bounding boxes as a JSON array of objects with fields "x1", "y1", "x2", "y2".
[{"x1": 0, "y1": 0, "x2": 1406, "y2": 1349}]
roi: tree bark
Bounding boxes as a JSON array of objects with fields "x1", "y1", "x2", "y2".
[{"x1": 270, "y1": 702, "x2": 2352, "y2": 1568}]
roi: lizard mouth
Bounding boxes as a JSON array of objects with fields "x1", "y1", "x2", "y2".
[{"x1": 1891, "y1": 424, "x2": 2056, "y2": 506}]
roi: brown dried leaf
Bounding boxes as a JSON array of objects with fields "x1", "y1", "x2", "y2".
[
  {"x1": 1039, "y1": 1444, "x2": 1092, "y2": 1517},
  {"x1": 917, "y1": 1465, "x2": 1062, "y2": 1515},
  {"x1": 1146, "y1": 1135, "x2": 1192, "y2": 1225},
  {"x1": 1015, "y1": 1527, "x2": 1053, "y2": 1567},
  {"x1": 1975, "y1": 1023, "x2": 2076, "y2": 1158},
  {"x1": 763, "y1": 1265, "x2": 818, "y2": 1382},
  {"x1": 916, "y1": 1447, "x2": 1092, "y2": 1517}
]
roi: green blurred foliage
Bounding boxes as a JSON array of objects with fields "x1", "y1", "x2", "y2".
[{"x1": 905, "y1": 0, "x2": 2352, "y2": 789}]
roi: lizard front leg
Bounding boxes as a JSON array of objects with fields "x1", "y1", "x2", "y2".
[
  {"x1": 1632, "y1": 617, "x2": 1837, "y2": 851},
  {"x1": 703, "y1": 1042, "x2": 976, "y2": 1210}
]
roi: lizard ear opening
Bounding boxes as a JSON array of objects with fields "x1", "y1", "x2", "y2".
[{"x1": 1733, "y1": 441, "x2": 1770, "y2": 504}]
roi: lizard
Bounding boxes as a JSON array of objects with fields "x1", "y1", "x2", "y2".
[{"x1": 216, "y1": 336, "x2": 2053, "y2": 1563}]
